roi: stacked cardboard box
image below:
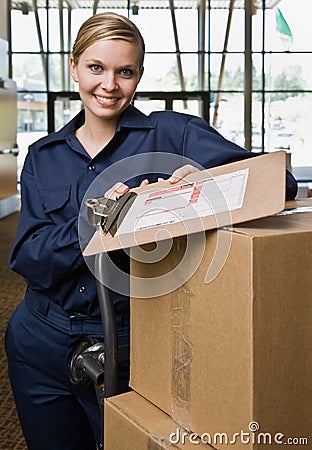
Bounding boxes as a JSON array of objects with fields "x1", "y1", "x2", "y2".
[
  {"x1": 104, "y1": 391, "x2": 209, "y2": 449},
  {"x1": 129, "y1": 200, "x2": 312, "y2": 449}
]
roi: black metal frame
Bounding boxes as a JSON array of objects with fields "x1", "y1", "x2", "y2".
[
  {"x1": 95, "y1": 252, "x2": 119, "y2": 399},
  {"x1": 47, "y1": 90, "x2": 213, "y2": 133}
]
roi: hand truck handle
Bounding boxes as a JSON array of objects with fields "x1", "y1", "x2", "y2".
[{"x1": 95, "y1": 252, "x2": 118, "y2": 398}]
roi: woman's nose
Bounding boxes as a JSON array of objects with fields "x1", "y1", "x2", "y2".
[{"x1": 100, "y1": 72, "x2": 117, "y2": 91}]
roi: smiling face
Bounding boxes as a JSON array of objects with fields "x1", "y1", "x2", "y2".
[{"x1": 70, "y1": 38, "x2": 143, "y2": 126}]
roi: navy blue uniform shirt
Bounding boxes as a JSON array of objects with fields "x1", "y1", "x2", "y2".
[{"x1": 9, "y1": 105, "x2": 297, "y2": 318}]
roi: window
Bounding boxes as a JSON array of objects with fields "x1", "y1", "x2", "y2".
[{"x1": 9, "y1": 0, "x2": 312, "y2": 176}]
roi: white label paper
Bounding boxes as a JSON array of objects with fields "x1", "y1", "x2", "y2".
[{"x1": 116, "y1": 168, "x2": 249, "y2": 236}]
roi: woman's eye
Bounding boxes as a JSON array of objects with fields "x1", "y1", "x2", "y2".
[
  {"x1": 120, "y1": 68, "x2": 133, "y2": 77},
  {"x1": 90, "y1": 64, "x2": 102, "y2": 72}
]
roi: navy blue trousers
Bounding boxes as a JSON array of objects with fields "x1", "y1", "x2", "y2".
[{"x1": 5, "y1": 299, "x2": 130, "y2": 450}]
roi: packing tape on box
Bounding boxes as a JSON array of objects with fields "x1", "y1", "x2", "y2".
[{"x1": 170, "y1": 237, "x2": 194, "y2": 431}]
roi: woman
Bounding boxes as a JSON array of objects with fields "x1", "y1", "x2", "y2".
[{"x1": 5, "y1": 12, "x2": 297, "y2": 450}]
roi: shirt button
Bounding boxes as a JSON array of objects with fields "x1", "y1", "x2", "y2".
[
  {"x1": 88, "y1": 164, "x2": 95, "y2": 171},
  {"x1": 79, "y1": 286, "x2": 86, "y2": 293}
]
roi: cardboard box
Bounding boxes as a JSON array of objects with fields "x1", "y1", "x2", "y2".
[
  {"x1": 104, "y1": 391, "x2": 209, "y2": 449},
  {"x1": 130, "y1": 200, "x2": 312, "y2": 449}
]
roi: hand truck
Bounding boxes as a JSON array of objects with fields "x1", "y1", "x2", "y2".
[{"x1": 69, "y1": 193, "x2": 135, "y2": 448}]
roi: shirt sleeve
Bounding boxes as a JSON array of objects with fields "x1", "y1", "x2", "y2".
[
  {"x1": 181, "y1": 116, "x2": 297, "y2": 200},
  {"x1": 9, "y1": 154, "x2": 86, "y2": 290}
]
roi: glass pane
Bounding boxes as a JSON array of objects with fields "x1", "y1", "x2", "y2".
[
  {"x1": 48, "y1": 54, "x2": 71, "y2": 91},
  {"x1": 251, "y1": 92, "x2": 264, "y2": 151},
  {"x1": 139, "y1": 54, "x2": 179, "y2": 91},
  {"x1": 175, "y1": 9, "x2": 198, "y2": 52},
  {"x1": 208, "y1": 54, "x2": 245, "y2": 91},
  {"x1": 16, "y1": 93, "x2": 47, "y2": 174},
  {"x1": 181, "y1": 54, "x2": 199, "y2": 91},
  {"x1": 17, "y1": 129, "x2": 48, "y2": 175},
  {"x1": 70, "y1": 8, "x2": 95, "y2": 50},
  {"x1": 140, "y1": 53, "x2": 199, "y2": 91},
  {"x1": 264, "y1": 92, "x2": 312, "y2": 168},
  {"x1": 132, "y1": 10, "x2": 175, "y2": 52},
  {"x1": 265, "y1": 0, "x2": 312, "y2": 52},
  {"x1": 12, "y1": 54, "x2": 46, "y2": 91},
  {"x1": 209, "y1": 8, "x2": 245, "y2": 52},
  {"x1": 265, "y1": 54, "x2": 312, "y2": 91},
  {"x1": 252, "y1": 53, "x2": 264, "y2": 91},
  {"x1": 48, "y1": 8, "x2": 70, "y2": 53},
  {"x1": 211, "y1": 93, "x2": 244, "y2": 146},
  {"x1": 17, "y1": 92, "x2": 47, "y2": 133},
  {"x1": 172, "y1": 99, "x2": 202, "y2": 118},
  {"x1": 252, "y1": 7, "x2": 264, "y2": 53},
  {"x1": 54, "y1": 99, "x2": 83, "y2": 131},
  {"x1": 133, "y1": 99, "x2": 166, "y2": 115},
  {"x1": 11, "y1": 9, "x2": 47, "y2": 52}
]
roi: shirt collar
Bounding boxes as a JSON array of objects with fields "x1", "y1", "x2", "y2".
[
  {"x1": 117, "y1": 104, "x2": 154, "y2": 131},
  {"x1": 35, "y1": 105, "x2": 154, "y2": 150}
]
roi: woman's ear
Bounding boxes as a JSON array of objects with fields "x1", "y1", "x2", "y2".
[
  {"x1": 69, "y1": 56, "x2": 79, "y2": 83},
  {"x1": 138, "y1": 66, "x2": 144, "y2": 83}
]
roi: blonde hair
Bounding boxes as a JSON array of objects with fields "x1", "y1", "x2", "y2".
[{"x1": 72, "y1": 12, "x2": 145, "y2": 67}]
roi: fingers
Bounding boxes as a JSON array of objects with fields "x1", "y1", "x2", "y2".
[
  {"x1": 168, "y1": 164, "x2": 199, "y2": 184},
  {"x1": 104, "y1": 182, "x2": 129, "y2": 200},
  {"x1": 104, "y1": 167, "x2": 198, "y2": 201},
  {"x1": 140, "y1": 178, "x2": 164, "y2": 186},
  {"x1": 105, "y1": 179, "x2": 149, "y2": 201},
  {"x1": 140, "y1": 179, "x2": 149, "y2": 187}
]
